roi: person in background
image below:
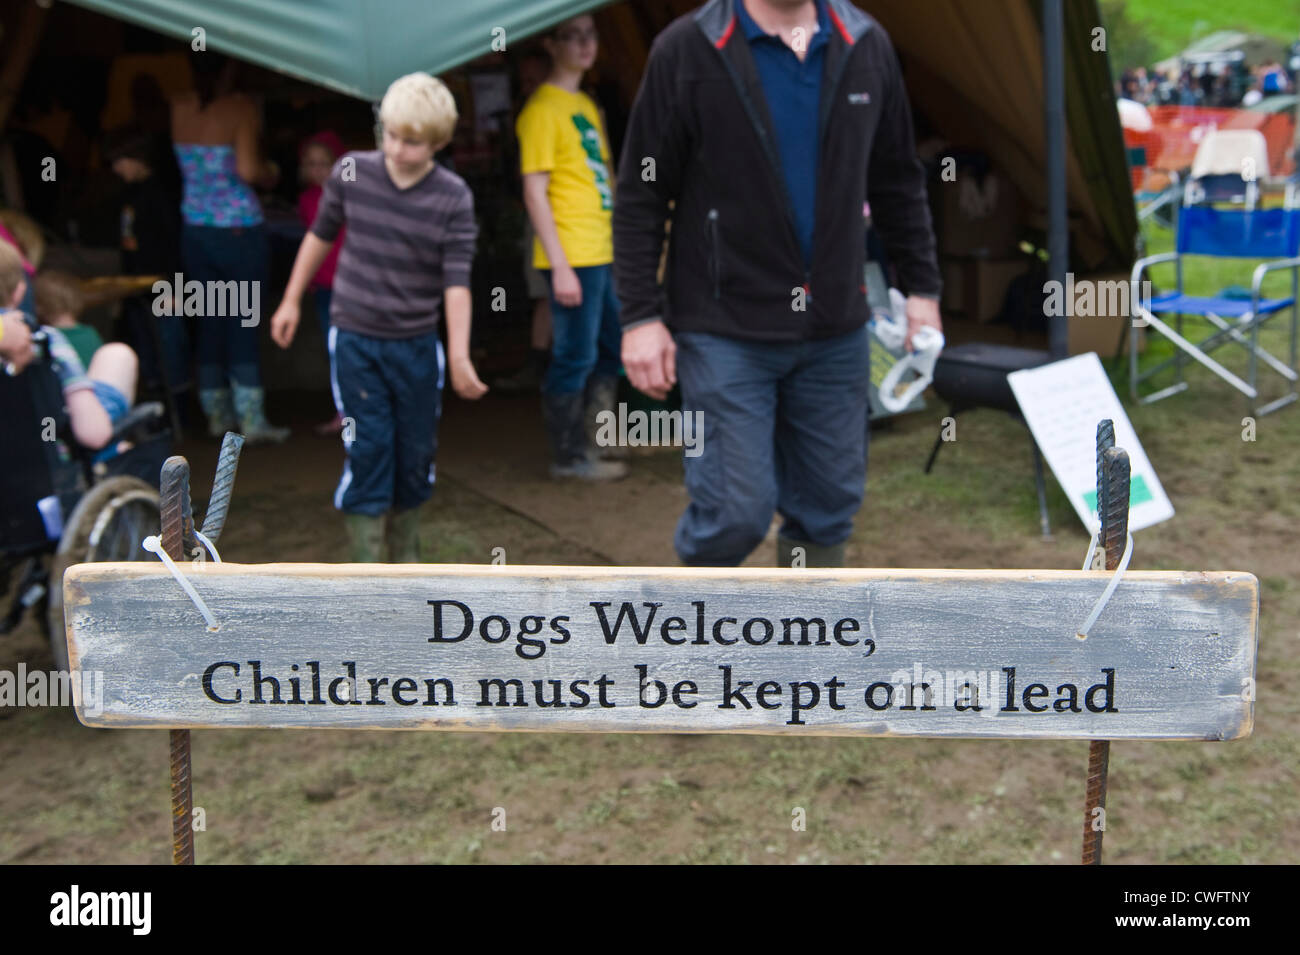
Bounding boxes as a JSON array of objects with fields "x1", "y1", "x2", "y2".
[
  {"x1": 297, "y1": 130, "x2": 348, "y2": 436},
  {"x1": 496, "y1": 48, "x2": 554, "y2": 393},
  {"x1": 171, "y1": 51, "x2": 287, "y2": 443},
  {"x1": 1119, "y1": 69, "x2": 1138, "y2": 101},
  {"x1": 269, "y1": 73, "x2": 488, "y2": 563},
  {"x1": 0, "y1": 242, "x2": 138, "y2": 459},
  {"x1": 104, "y1": 125, "x2": 190, "y2": 421},
  {"x1": 517, "y1": 14, "x2": 628, "y2": 480},
  {"x1": 1133, "y1": 67, "x2": 1150, "y2": 104},
  {"x1": 614, "y1": 0, "x2": 942, "y2": 568},
  {"x1": 1260, "y1": 61, "x2": 1290, "y2": 96},
  {"x1": 33, "y1": 271, "x2": 101, "y2": 368},
  {"x1": 0, "y1": 218, "x2": 38, "y2": 316}
]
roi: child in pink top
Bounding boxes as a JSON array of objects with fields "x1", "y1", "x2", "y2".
[{"x1": 298, "y1": 130, "x2": 346, "y2": 435}]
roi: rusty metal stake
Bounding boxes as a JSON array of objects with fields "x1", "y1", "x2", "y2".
[
  {"x1": 160, "y1": 455, "x2": 198, "y2": 865},
  {"x1": 159, "y1": 432, "x2": 245, "y2": 865},
  {"x1": 1081, "y1": 420, "x2": 1130, "y2": 865}
]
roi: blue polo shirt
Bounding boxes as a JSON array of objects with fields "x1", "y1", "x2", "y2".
[{"x1": 734, "y1": 0, "x2": 830, "y2": 266}]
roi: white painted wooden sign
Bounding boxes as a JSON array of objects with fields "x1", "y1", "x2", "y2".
[{"x1": 62, "y1": 563, "x2": 1257, "y2": 740}]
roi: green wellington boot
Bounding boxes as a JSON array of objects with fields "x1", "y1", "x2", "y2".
[
  {"x1": 776, "y1": 535, "x2": 847, "y2": 568},
  {"x1": 231, "y1": 383, "x2": 291, "y2": 445},
  {"x1": 386, "y1": 507, "x2": 422, "y2": 563},
  {"x1": 198, "y1": 388, "x2": 237, "y2": 439},
  {"x1": 344, "y1": 513, "x2": 386, "y2": 563}
]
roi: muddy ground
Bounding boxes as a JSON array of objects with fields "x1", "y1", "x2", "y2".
[{"x1": 2, "y1": 352, "x2": 1297, "y2": 863}]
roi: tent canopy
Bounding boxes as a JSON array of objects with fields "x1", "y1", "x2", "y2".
[
  {"x1": 65, "y1": 0, "x2": 611, "y2": 101},
  {"x1": 67, "y1": 0, "x2": 1136, "y2": 270}
]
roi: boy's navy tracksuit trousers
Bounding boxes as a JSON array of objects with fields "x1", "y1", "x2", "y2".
[{"x1": 328, "y1": 326, "x2": 444, "y2": 516}]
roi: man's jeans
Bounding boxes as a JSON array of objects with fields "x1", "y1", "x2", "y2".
[
  {"x1": 673, "y1": 325, "x2": 871, "y2": 566},
  {"x1": 541, "y1": 264, "x2": 622, "y2": 396}
]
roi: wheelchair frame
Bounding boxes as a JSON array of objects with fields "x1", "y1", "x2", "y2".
[{"x1": 0, "y1": 322, "x2": 170, "y2": 668}]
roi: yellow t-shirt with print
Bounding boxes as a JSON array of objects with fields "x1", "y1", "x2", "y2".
[{"x1": 516, "y1": 83, "x2": 614, "y2": 269}]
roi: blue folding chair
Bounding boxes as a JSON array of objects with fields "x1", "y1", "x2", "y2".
[{"x1": 1129, "y1": 192, "x2": 1300, "y2": 416}]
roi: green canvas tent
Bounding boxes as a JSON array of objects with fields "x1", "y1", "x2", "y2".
[
  {"x1": 63, "y1": 0, "x2": 612, "y2": 101},
  {"x1": 63, "y1": 0, "x2": 1137, "y2": 271}
]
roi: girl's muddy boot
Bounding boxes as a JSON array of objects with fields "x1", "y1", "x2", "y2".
[
  {"x1": 386, "y1": 507, "x2": 422, "y2": 563},
  {"x1": 232, "y1": 383, "x2": 290, "y2": 445},
  {"x1": 198, "y1": 388, "x2": 237, "y2": 439},
  {"x1": 585, "y1": 374, "x2": 628, "y2": 460},
  {"x1": 344, "y1": 513, "x2": 386, "y2": 562},
  {"x1": 542, "y1": 391, "x2": 627, "y2": 481}
]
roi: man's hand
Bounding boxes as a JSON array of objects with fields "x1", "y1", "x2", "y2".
[
  {"x1": 0, "y1": 310, "x2": 35, "y2": 373},
  {"x1": 270, "y1": 301, "x2": 300, "y2": 349},
  {"x1": 551, "y1": 265, "x2": 582, "y2": 308},
  {"x1": 449, "y1": 354, "x2": 489, "y2": 400},
  {"x1": 622, "y1": 320, "x2": 676, "y2": 400},
  {"x1": 904, "y1": 295, "x2": 943, "y2": 351}
]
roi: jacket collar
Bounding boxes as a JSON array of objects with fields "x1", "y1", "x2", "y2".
[
  {"x1": 692, "y1": 0, "x2": 878, "y2": 165},
  {"x1": 693, "y1": 0, "x2": 873, "y2": 49},
  {"x1": 734, "y1": 0, "x2": 829, "y2": 44}
]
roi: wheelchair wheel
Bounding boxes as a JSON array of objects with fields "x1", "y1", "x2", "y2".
[{"x1": 46, "y1": 476, "x2": 161, "y2": 673}]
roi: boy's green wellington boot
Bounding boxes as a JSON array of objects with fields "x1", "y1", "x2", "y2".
[
  {"x1": 386, "y1": 507, "x2": 422, "y2": 563},
  {"x1": 231, "y1": 383, "x2": 291, "y2": 445},
  {"x1": 344, "y1": 513, "x2": 386, "y2": 563},
  {"x1": 776, "y1": 535, "x2": 846, "y2": 568},
  {"x1": 198, "y1": 388, "x2": 237, "y2": 439}
]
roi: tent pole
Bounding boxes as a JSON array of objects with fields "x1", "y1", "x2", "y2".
[{"x1": 1044, "y1": 0, "x2": 1069, "y2": 359}]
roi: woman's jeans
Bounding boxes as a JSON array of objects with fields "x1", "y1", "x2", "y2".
[
  {"x1": 123, "y1": 293, "x2": 192, "y2": 394},
  {"x1": 181, "y1": 223, "x2": 269, "y2": 392}
]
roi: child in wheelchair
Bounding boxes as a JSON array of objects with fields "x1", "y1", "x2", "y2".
[
  {"x1": 0, "y1": 243, "x2": 170, "y2": 650},
  {"x1": 0, "y1": 242, "x2": 140, "y2": 462}
]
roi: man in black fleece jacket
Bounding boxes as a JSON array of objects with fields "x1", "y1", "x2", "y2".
[{"x1": 613, "y1": 0, "x2": 942, "y2": 567}]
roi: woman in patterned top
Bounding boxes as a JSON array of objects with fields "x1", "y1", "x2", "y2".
[{"x1": 171, "y1": 51, "x2": 287, "y2": 443}]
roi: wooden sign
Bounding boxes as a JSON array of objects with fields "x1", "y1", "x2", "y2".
[{"x1": 62, "y1": 563, "x2": 1257, "y2": 740}]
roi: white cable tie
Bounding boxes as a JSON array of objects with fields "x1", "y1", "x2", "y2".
[
  {"x1": 1081, "y1": 525, "x2": 1100, "y2": 571},
  {"x1": 193, "y1": 529, "x2": 222, "y2": 563},
  {"x1": 1076, "y1": 532, "x2": 1134, "y2": 640},
  {"x1": 142, "y1": 535, "x2": 220, "y2": 630}
]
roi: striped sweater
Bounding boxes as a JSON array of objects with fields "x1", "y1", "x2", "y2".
[{"x1": 310, "y1": 151, "x2": 477, "y2": 339}]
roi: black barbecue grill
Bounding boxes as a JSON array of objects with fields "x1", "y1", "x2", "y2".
[{"x1": 923, "y1": 342, "x2": 1056, "y2": 537}]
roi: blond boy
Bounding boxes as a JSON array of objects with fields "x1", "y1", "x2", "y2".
[{"x1": 269, "y1": 73, "x2": 486, "y2": 562}]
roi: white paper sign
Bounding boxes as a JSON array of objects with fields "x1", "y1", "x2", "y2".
[{"x1": 1007, "y1": 352, "x2": 1174, "y2": 532}]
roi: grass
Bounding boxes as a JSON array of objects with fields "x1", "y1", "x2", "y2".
[
  {"x1": 1132, "y1": 217, "x2": 1298, "y2": 403},
  {"x1": 1121, "y1": 0, "x2": 1300, "y2": 65}
]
